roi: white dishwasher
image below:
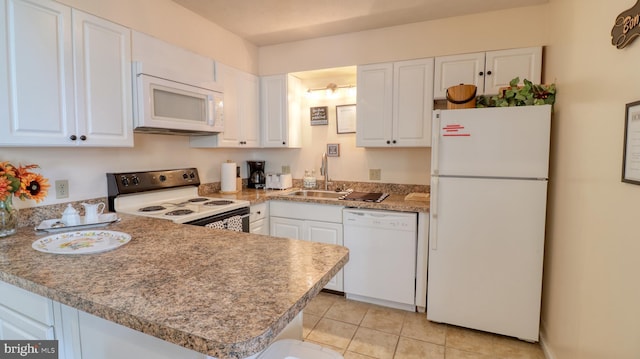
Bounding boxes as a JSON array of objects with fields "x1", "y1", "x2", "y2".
[{"x1": 343, "y1": 208, "x2": 417, "y2": 311}]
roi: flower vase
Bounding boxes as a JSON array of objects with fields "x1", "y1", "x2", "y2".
[{"x1": 0, "y1": 196, "x2": 18, "y2": 237}]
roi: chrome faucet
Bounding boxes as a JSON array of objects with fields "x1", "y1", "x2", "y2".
[{"x1": 320, "y1": 152, "x2": 329, "y2": 190}]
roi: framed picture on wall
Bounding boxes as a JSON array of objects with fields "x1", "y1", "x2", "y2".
[
  {"x1": 327, "y1": 144, "x2": 340, "y2": 157},
  {"x1": 310, "y1": 106, "x2": 329, "y2": 125},
  {"x1": 622, "y1": 100, "x2": 640, "y2": 184},
  {"x1": 336, "y1": 104, "x2": 356, "y2": 133}
]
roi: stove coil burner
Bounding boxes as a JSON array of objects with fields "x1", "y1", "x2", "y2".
[
  {"x1": 139, "y1": 205, "x2": 166, "y2": 212},
  {"x1": 204, "y1": 200, "x2": 234, "y2": 206},
  {"x1": 188, "y1": 198, "x2": 209, "y2": 203},
  {"x1": 165, "y1": 209, "x2": 194, "y2": 216}
]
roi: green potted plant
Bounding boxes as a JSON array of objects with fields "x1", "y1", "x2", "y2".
[{"x1": 476, "y1": 77, "x2": 556, "y2": 107}]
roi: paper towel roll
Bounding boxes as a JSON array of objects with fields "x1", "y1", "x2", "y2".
[{"x1": 221, "y1": 162, "x2": 237, "y2": 193}]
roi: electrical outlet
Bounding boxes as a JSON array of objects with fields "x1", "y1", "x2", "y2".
[
  {"x1": 281, "y1": 165, "x2": 291, "y2": 174},
  {"x1": 55, "y1": 180, "x2": 69, "y2": 199},
  {"x1": 369, "y1": 169, "x2": 381, "y2": 181}
]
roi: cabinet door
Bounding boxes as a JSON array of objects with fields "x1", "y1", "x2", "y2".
[
  {"x1": 261, "y1": 74, "x2": 288, "y2": 147},
  {"x1": 249, "y1": 203, "x2": 268, "y2": 234},
  {"x1": 285, "y1": 74, "x2": 302, "y2": 148},
  {"x1": 73, "y1": 9, "x2": 132, "y2": 147},
  {"x1": 484, "y1": 47, "x2": 542, "y2": 95},
  {"x1": 250, "y1": 218, "x2": 269, "y2": 235},
  {"x1": 356, "y1": 63, "x2": 393, "y2": 147},
  {"x1": 192, "y1": 66, "x2": 259, "y2": 148},
  {"x1": 305, "y1": 220, "x2": 344, "y2": 292},
  {"x1": 238, "y1": 71, "x2": 260, "y2": 147},
  {"x1": 0, "y1": 282, "x2": 55, "y2": 340},
  {"x1": 0, "y1": 0, "x2": 75, "y2": 146},
  {"x1": 215, "y1": 64, "x2": 242, "y2": 147},
  {"x1": 270, "y1": 217, "x2": 304, "y2": 239},
  {"x1": 433, "y1": 52, "x2": 485, "y2": 98},
  {"x1": 393, "y1": 58, "x2": 434, "y2": 147}
]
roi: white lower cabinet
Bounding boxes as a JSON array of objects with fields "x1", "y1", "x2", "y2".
[
  {"x1": 270, "y1": 201, "x2": 344, "y2": 292},
  {"x1": 416, "y1": 212, "x2": 429, "y2": 313},
  {"x1": 0, "y1": 305, "x2": 54, "y2": 340},
  {"x1": 250, "y1": 202, "x2": 269, "y2": 235},
  {"x1": 0, "y1": 281, "x2": 55, "y2": 340},
  {"x1": 76, "y1": 310, "x2": 207, "y2": 359}
]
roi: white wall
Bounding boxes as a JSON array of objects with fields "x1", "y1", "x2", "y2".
[
  {"x1": 259, "y1": 5, "x2": 550, "y2": 75},
  {"x1": 541, "y1": 1, "x2": 640, "y2": 358}
]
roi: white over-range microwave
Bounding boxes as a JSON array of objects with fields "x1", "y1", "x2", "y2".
[{"x1": 132, "y1": 62, "x2": 224, "y2": 135}]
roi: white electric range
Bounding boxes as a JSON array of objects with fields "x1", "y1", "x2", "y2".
[{"x1": 107, "y1": 168, "x2": 250, "y2": 230}]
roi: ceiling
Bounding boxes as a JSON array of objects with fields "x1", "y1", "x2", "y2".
[{"x1": 172, "y1": 0, "x2": 548, "y2": 47}]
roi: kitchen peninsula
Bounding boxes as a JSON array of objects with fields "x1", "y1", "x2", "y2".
[{"x1": 0, "y1": 214, "x2": 349, "y2": 359}]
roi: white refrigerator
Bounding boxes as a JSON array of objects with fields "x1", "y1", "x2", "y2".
[{"x1": 427, "y1": 105, "x2": 551, "y2": 342}]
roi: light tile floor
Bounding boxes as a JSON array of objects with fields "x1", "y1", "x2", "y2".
[{"x1": 302, "y1": 292, "x2": 545, "y2": 359}]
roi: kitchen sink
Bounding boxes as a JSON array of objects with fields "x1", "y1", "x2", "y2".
[{"x1": 285, "y1": 190, "x2": 348, "y2": 199}]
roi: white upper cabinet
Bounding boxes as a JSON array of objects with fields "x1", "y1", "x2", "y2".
[
  {"x1": 434, "y1": 47, "x2": 542, "y2": 99},
  {"x1": 190, "y1": 64, "x2": 259, "y2": 148},
  {"x1": 0, "y1": 0, "x2": 74, "y2": 146},
  {"x1": 0, "y1": 0, "x2": 132, "y2": 146},
  {"x1": 356, "y1": 58, "x2": 434, "y2": 147},
  {"x1": 72, "y1": 10, "x2": 132, "y2": 147},
  {"x1": 260, "y1": 74, "x2": 302, "y2": 148},
  {"x1": 433, "y1": 52, "x2": 484, "y2": 99}
]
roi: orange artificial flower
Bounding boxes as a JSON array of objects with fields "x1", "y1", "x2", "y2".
[
  {"x1": 0, "y1": 176, "x2": 11, "y2": 201},
  {"x1": 0, "y1": 161, "x2": 49, "y2": 203},
  {"x1": 0, "y1": 161, "x2": 16, "y2": 178}
]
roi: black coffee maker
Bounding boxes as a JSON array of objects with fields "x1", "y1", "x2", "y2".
[{"x1": 247, "y1": 161, "x2": 266, "y2": 189}]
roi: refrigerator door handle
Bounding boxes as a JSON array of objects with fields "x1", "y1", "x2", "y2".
[
  {"x1": 430, "y1": 176, "x2": 438, "y2": 250},
  {"x1": 431, "y1": 112, "x2": 440, "y2": 175}
]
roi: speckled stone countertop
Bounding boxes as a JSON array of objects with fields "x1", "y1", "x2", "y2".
[
  {"x1": 205, "y1": 188, "x2": 430, "y2": 213},
  {"x1": 0, "y1": 214, "x2": 349, "y2": 359}
]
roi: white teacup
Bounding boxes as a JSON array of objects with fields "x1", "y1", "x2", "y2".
[{"x1": 82, "y1": 202, "x2": 105, "y2": 223}]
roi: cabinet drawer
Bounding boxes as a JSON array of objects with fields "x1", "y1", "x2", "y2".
[
  {"x1": 250, "y1": 202, "x2": 268, "y2": 222},
  {"x1": 0, "y1": 305, "x2": 54, "y2": 340},
  {"x1": 270, "y1": 201, "x2": 343, "y2": 222},
  {"x1": 0, "y1": 282, "x2": 54, "y2": 325}
]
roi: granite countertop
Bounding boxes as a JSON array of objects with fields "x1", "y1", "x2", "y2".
[
  {"x1": 206, "y1": 188, "x2": 430, "y2": 213},
  {"x1": 0, "y1": 214, "x2": 349, "y2": 359}
]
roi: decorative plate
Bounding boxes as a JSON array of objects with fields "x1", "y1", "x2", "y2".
[{"x1": 32, "y1": 230, "x2": 131, "y2": 255}]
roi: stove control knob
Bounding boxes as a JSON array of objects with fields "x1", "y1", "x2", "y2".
[
  {"x1": 121, "y1": 176, "x2": 130, "y2": 186},
  {"x1": 159, "y1": 175, "x2": 167, "y2": 182},
  {"x1": 182, "y1": 173, "x2": 189, "y2": 180},
  {"x1": 189, "y1": 172, "x2": 196, "y2": 179},
  {"x1": 132, "y1": 176, "x2": 140, "y2": 185}
]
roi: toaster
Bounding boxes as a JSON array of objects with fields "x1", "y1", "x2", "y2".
[{"x1": 265, "y1": 173, "x2": 293, "y2": 190}]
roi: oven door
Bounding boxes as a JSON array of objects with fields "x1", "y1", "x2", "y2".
[{"x1": 184, "y1": 207, "x2": 250, "y2": 232}]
